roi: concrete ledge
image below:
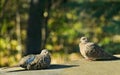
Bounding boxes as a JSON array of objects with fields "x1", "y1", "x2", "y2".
[{"x1": 1, "y1": 55, "x2": 120, "y2": 75}]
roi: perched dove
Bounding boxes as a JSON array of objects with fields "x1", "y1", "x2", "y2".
[
  {"x1": 79, "y1": 37, "x2": 118, "y2": 60},
  {"x1": 2, "y1": 49, "x2": 51, "y2": 70},
  {"x1": 27, "y1": 49, "x2": 51, "y2": 70}
]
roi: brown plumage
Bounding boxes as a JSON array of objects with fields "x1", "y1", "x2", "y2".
[
  {"x1": 79, "y1": 37, "x2": 118, "y2": 60},
  {"x1": 27, "y1": 49, "x2": 51, "y2": 70},
  {"x1": 2, "y1": 49, "x2": 51, "y2": 70}
]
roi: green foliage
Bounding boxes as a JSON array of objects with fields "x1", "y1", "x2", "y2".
[
  {"x1": 46, "y1": 1, "x2": 120, "y2": 55},
  {"x1": 0, "y1": 0, "x2": 29, "y2": 67}
]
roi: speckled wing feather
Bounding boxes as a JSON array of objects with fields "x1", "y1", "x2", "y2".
[
  {"x1": 18, "y1": 55, "x2": 35, "y2": 68},
  {"x1": 2, "y1": 49, "x2": 51, "y2": 70},
  {"x1": 79, "y1": 37, "x2": 118, "y2": 61},
  {"x1": 1, "y1": 54, "x2": 36, "y2": 69},
  {"x1": 85, "y1": 42, "x2": 118, "y2": 60},
  {"x1": 27, "y1": 50, "x2": 51, "y2": 70}
]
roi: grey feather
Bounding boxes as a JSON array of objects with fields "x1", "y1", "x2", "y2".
[
  {"x1": 79, "y1": 37, "x2": 118, "y2": 60},
  {"x1": 2, "y1": 49, "x2": 51, "y2": 70},
  {"x1": 18, "y1": 55, "x2": 35, "y2": 68},
  {"x1": 26, "y1": 49, "x2": 51, "y2": 70}
]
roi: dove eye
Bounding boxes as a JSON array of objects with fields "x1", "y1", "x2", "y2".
[
  {"x1": 82, "y1": 38, "x2": 86, "y2": 40},
  {"x1": 44, "y1": 51, "x2": 48, "y2": 54}
]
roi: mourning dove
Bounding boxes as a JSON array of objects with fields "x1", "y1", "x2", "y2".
[
  {"x1": 79, "y1": 37, "x2": 118, "y2": 60},
  {"x1": 2, "y1": 49, "x2": 51, "y2": 70},
  {"x1": 27, "y1": 49, "x2": 51, "y2": 70}
]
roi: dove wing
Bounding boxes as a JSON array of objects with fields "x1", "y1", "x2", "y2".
[
  {"x1": 35, "y1": 54, "x2": 51, "y2": 69},
  {"x1": 18, "y1": 55, "x2": 35, "y2": 68},
  {"x1": 85, "y1": 42, "x2": 117, "y2": 60},
  {"x1": 27, "y1": 54, "x2": 46, "y2": 70},
  {"x1": 85, "y1": 42, "x2": 108, "y2": 59}
]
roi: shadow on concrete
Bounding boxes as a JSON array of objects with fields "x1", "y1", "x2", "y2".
[
  {"x1": 6, "y1": 69, "x2": 26, "y2": 72},
  {"x1": 7, "y1": 64, "x2": 79, "y2": 72},
  {"x1": 95, "y1": 57, "x2": 120, "y2": 61},
  {"x1": 48, "y1": 64, "x2": 79, "y2": 70}
]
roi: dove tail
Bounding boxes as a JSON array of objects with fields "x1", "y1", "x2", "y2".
[
  {"x1": 111, "y1": 55, "x2": 120, "y2": 59},
  {"x1": 104, "y1": 55, "x2": 119, "y2": 61}
]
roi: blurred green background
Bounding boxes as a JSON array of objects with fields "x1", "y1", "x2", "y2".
[{"x1": 0, "y1": 0, "x2": 120, "y2": 67}]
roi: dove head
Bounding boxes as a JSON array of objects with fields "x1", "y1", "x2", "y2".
[
  {"x1": 40, "y1": 49, "x2": 50, "y2": 55},
  {"x1": 80, "y1": 37, "x2": 89, "y2": 43}
]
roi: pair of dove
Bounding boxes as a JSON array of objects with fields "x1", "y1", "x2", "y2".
[
  {"x1": 3, "y1": 37, "x2": 118, "y2": 70},
  {"x1": 79, "y1": 37, "x2": 118, "y2": 61},
  {"x1": 2, "y1": 49, "x2": 51, "y2": 70}
]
